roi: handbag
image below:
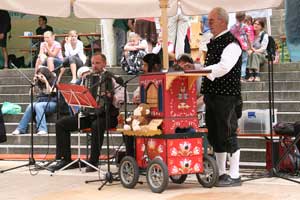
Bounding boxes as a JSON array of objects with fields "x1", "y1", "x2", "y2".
[
  {"x1": 1, "y1": 101, "x2": 22, "y2": 115},
  {"x1": 273, "y1": 122, "x2": 295, "y2": 136}
]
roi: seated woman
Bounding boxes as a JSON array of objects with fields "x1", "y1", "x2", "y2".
[
  {"x1": 132, "y1": 53, "x2": 161, "y2": 104},
  {"x1": 121, "y1": 32, "x2": 148, "y2": 74},
  {"x1": 246, "y1": 18, "x2": 269, "y2": 82},
  {"x1": 58, "y1": 30, "x2": 87, "y2": 84},
  {"x1": 12, "y1": 67, "x2": 57, "y2": 135},
  {"x1": 34, "y1": 31, "x2": 63, "y2": 74}
]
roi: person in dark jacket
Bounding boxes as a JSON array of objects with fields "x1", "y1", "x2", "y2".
[
  {"x1": 0, "y1": 106, "x2": 7, "y2": 143},
  {"x1": 0, "y1": 10, "x2": 11, "y2": 69}
]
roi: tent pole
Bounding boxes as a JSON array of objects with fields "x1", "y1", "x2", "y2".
[{"x1": 160, "y1": 0, "x2": 169, "y2": 71}]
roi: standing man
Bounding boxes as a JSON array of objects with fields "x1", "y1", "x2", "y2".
[
  {"x1": 196, "y1": 7, "x2": 243, "y2": 187},
  {"x1": 113, "y1": 19, "x2": 134, "y2": 65},
  {"x1": 49, "y1": 52, "x2": 124, "y2": 172},
  {"x1": 0, "y1": 10, "x2": 11, "y2": 69}
]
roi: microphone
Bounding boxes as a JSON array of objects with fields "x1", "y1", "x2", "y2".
[
  {"x1": 51, "y1": 65, "x2": 65, "y2": 73},
  {"x1": 106, "y1": 71, "x2": 124, "y2": 86}
]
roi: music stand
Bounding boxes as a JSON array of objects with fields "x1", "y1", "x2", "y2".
[{"x1": 55, "y1": 83, "x2": 99, "y2": 171}]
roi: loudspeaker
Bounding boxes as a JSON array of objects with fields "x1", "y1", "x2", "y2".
[{"x1": 238, "y1": 109, "x2": 277, "y2": 134}]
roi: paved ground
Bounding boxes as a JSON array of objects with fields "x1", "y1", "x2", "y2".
[{"x1": 0, "y1": 161, "x2": 300, "y2": 200}]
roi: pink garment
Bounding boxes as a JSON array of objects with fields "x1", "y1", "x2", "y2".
[
  {"x1": 137, "y1": 17, "x2": 155, "y2": 22},
  {"x1": 247, "y1": 25, "x2": 255, "y2": 43},
  {"x1": 40, "y1": 41, "x2": 63, "y2": 60},
  {"x1": 230, "y1": 22, "x2": 253, "y2": 51}
]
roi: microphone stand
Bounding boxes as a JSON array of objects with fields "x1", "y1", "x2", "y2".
[
  {"x1": 0, "y1": 63, "x2": 50, "y2": 173},
  {"x1": 85, "y1": 73, "x2": 132, "y2": 189},
  {"x1": 122, "y1": 74, "x2": 139, "y2": 157},
  {"x1": 33, "y1": 73, "x2": 59, "y2": 169}
]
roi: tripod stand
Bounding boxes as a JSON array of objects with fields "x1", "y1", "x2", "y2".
[
  {"x1": 243, "y1": 53, "x2": 300, "y2": 183},
  {"x1": 267, "y1": 53, "x2": 300, "y2": 184},
  {"x1": 0, "y1": 65, "x2": 51, "y2": 173}
]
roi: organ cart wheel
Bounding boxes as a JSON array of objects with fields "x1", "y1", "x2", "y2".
[
  {"x1": 169, "y1": 174, "x2": 188, "y2": 184},
  {"x1": 119, "y1": 156, "x2": 140, "y2": 189},
  {"x1": 146, "y1": 158, "x2": 169, "y2": 193},
  {"x1": 196, "y1": 155, "x2": 218, "y2": 188}
]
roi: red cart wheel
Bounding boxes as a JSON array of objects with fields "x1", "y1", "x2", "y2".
[
  {"x1": 119, "y1": 156, "x2": 139, "y2": 189},
  {"x1": 146, "y1": 158, "x2": 169, "y2": 193},
  {"x1": 196, "y1": 155, "x2": 218, "y2": 188},
  {"x1": 170, "y1": 174, "x2": 187, "y2": 184}
]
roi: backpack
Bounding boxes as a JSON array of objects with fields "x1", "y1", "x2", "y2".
[{"x1": 260, "y1": 32, "x2": 276, "y2": 61}]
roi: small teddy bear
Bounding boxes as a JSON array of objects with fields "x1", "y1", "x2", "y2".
[{"x1": 123, "y1": 103, "x2": 151, "y2": 131}]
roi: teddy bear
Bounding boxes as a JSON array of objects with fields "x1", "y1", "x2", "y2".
[{"x1": 123, "y1": 103, "x2": 151, "y2": 131}]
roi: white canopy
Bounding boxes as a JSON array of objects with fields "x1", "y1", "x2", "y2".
[
  {"x1": 0, "y1": 0, "x2": 282, "y2": 18},
  {"x1": 180, "y1": 0, "x2": 282, "y2": 16},
  {"x1": 74, "y1": 0, "x2": 282, "y2": 19},
  {"x1": 0, "y1": 0, "x2": 70, "y2": 17}
]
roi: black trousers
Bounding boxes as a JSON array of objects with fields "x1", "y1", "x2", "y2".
[
  {"x1": 55, "y1": 112, "x2": 118, "y2": 163},
  {"x1": 204, "y1": 95, "x2": 242, "y2": 153},
  {"x1": 0, "y1": 107, "x2": 6, "y2": 143},
  {"x1": 63, "y1": 55, "x2": 84, "y2": 68}
]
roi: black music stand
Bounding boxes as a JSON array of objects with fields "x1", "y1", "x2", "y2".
[{"x1": 55, "y1": 83, "x2": 100, "y2": 172}]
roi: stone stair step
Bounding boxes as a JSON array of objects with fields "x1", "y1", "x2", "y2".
[
  {"x1": 2, "y1": 133, "x2": 123, "y2": 146},
  {"x1": 276, "y1": 112, "x2": 300, "y2": 122},
  {"x1": 0, "y1": 145, "x2": 120, "y2": 155},
  {"x1": 238, "y1": 137, "x2": 267, "y2": 149},
  {"x1": 242, "y1": 91, "x2": 300, "y2": 101},
  {"x1": 240, "y1": 150, "x2": 265, "y2": 163},
  {"x1": 261, "y1": 62, "x2": 300, "y2": 72},
  {"x1": 243, "y1": 101, "x2": 300, "y2": 112},
  {"x1": 260, "y1": 71, "x2": 300, "y2": 81},
  {"x1": 241, "y1": 81, "x2": 300, "y2": 91},
  {"x1": 2, "y1": 114, "x2": 57, "y2": 123}
]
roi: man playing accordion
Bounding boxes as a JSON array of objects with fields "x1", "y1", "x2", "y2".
[{"x1": 49, "y1": 52, "x2": 125, "y2": 172}]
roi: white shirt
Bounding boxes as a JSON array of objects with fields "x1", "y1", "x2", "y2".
[
  {"x1": 64, "y1": 40, "x2": 87, "y2": 64},
  {"x1": 152, "y1": 41, "x2": 174, "y2": 54},
  {"x1": 196, "y1": 30, "x2": 242, "y2": 81}
]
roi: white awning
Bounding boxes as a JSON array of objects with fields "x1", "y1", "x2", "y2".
[
  {"x1": 73, "y1": 0, "x2": 282, "y2": 18},
  {"x1": 0, "y1": 0, "x2": 282, "y2": 18},
  {"x1": 0, "y1": 0, "x2": 70, "y2": 17},
  {"x1": 180, "y1": 0, "x2": 282, "y2": 16},
  {"x1": 74, "y1": 0, "x2": 177, "y2": 19}
]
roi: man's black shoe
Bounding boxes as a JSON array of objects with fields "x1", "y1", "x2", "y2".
[
  {"x1": 216, "y1": 175, "x2": 242, "y2": 187},
  {"x1": 48, "y1": 160, "x2": 71, "y2": 172},
  {"x1": 219, "y1": 174, "x2": 230, "y2": 181}
]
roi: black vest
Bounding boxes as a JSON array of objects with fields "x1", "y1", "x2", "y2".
[{"x1": 201, "y1": 31, "x2": 242, "y2": 96}]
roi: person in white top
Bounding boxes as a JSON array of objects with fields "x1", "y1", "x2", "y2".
[
  {"x1": 121, "y1": 32, "x2": 148, "y2": 74},
  {"x1": 58, "y1": 30, "x2": 87, "y2": 84}
]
